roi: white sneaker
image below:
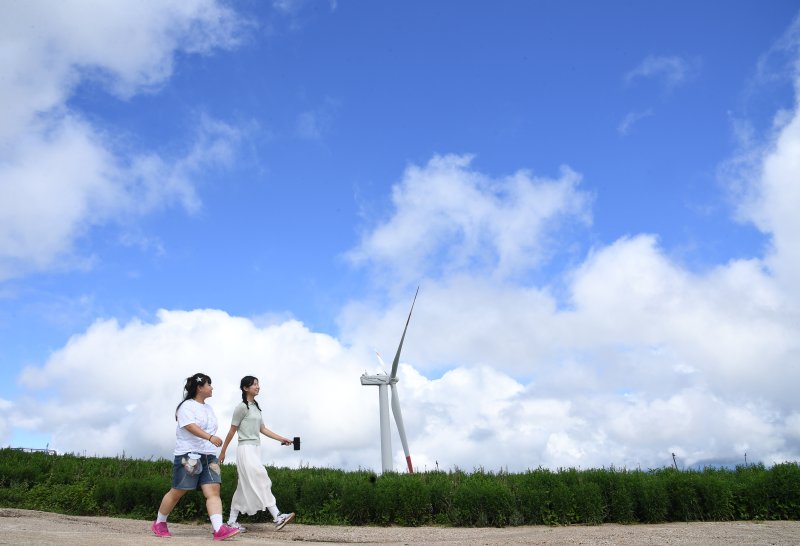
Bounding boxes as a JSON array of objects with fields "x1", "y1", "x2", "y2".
[
  {"x1": 226, "y1": 521, "x2": 246, "y2": 533},
  {"x1": 274, "y1": 512, "x2": 295, "y2": 530}
]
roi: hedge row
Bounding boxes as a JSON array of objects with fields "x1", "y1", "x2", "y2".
[{"x1": 1, "y1": 449, "x2": 798, "y2": 526}]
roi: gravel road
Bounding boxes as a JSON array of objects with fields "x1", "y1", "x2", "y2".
[{"x1": 2, "y1": 508, "x2": 799, "y2": 545}]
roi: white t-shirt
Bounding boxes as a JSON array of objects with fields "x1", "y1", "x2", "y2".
[{"x1": 174, "y1": 399, "x2": 218, "y2": 455}]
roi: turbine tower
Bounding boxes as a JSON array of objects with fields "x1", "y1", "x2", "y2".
[{"x1": 361, "y1": 287, "x2": 418, "y2": 473}]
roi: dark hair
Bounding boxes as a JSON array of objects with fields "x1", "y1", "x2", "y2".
[
  {"x1": 240, "y1": 375, "x2": 261, "y2": 412},
  {"x1": 175, "y1": 372, "x2": 211, "y2": 420}
]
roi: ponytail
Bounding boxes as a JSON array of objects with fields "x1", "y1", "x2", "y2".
[
  {"x1": 175, "y1": 372, "x2": 211, "y2": 420},
  {"x1": 240, "y1": 375, "x2": 261, "y2": 412}
]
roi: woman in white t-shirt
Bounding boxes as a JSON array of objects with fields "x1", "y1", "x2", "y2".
[
  {"x1": 151, "y1": 373, "x2": 240, "y2": 541},
  {"x1": 219, "y1": 375, "x2": 296, "y2": 532}
]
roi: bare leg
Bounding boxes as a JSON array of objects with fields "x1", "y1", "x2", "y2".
[
  {"x1": 157, "y1": 488, "x2": 188, "y2": 516},
  {"x1": 201, "y1": 483, "x2": 223, "y2": 516}
]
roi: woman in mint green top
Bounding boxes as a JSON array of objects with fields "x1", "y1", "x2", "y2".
[{"x1": 219, "y1": 376, "x2": 296, "y2": 531}]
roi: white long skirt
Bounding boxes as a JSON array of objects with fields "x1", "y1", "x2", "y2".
[{"x1": 230, "y1": 444, "x2": 276, "y2": 515}]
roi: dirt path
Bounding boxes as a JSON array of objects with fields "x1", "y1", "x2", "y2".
[{"x1": 2, "y1": 508, "x2": 799, "y2": 545}]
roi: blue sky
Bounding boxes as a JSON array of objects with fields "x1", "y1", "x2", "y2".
[{"x1": 2, "y1": 1, "x2": 799, "y2": 472}]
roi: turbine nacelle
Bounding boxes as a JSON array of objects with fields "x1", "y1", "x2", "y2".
[{"x1": 360, "y1": 373, "x2": 398, "y2": 386}]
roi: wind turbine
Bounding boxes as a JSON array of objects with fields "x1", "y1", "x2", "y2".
[{"x1": 361, "y1": 287, "x2": 419, "y2": 473}]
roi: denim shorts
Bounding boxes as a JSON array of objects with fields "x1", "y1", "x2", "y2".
[{"x1": 171, "y1": 453, "x2": 222, "y2": 490}]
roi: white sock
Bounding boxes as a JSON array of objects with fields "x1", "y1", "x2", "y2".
[
  {"x1": 210, "y1": 513, "x2": 223, "y2": 532},
  {"x1": 156, "y1": 512, "x2": 168, "y2": 523},
  {"x1": 268, "y1": 505, "x2": 279, "y2": 519},
  {"x1": 228, "y1": 509, "x2": 240, "y2": 524}
]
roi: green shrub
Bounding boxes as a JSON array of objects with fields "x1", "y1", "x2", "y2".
[
  {"x1": 548, "y1": 481, "x2": 577, "y2": 524},
  {"x1": 581, "y1": 467, "x2": 641, "y2": 523},
  {"x1": 731, "y1": 464, "x2": 769, "y2": 520},
  {"x1": 666, "y1": 470, "x2": 702, "y2": 521},
  {"x1": 394, "y1": 475, "x2": 432, "y2": 526},
  {"x1": 1, "y1": 448, "x2": 799, "y2": 526},
  {"x1": 423, "y1": 471, "x2": 454, "y2": 524},
  {"x1": 339, "y1": 472, "x2": 376, "y2": 524},
  {"x1": 372, "y1": 473, "x2": 431, "y2": 525},
  {"x1": 26, "y1": 482, "x2": 98, "y2": 515},
  {"x1": 451, "y1": 472, "x2": 514, "y2": 527},
  {"x1": 633, "y1": 470, "x2": 669, "y2": 523},
  {"x1": 573, "y1": 480, "x2": 605, "y2": 524},
  {"x1": 373, "y1": 472, "x2": 402, "y2": 524},
  {"x1": 93, "y1": 477, "x2": 166, "y2": 518},
  {"x1": 509, "y1": 469, "x2": 557, "y2": 525},
  {"x1": 697, "y1": 468, "x2": 734, "y2": 521},
  {"x1": 267, "y1": 466, "x2": 298, "y2": 520},
  {"x1": 0, "y1": 484, "x2": 28, "y2": 505},
  {"x1": 294, "y1": 468, "x2": 346, "y2": 524},
  {"x1": 765, "y1": 463, "x2": 800, "y2": 519},
  {"x1": 0, "y1": 449, "x2": 53, "y2": 486}
]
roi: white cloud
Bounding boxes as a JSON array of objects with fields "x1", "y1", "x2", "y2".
[
  {"x1": 624, "y1": 55, "x2": 698, "y2": 90},
  {"x1": 347, "y1": 154, "x2": 592, "y2": 283},
  {"x1": 736, "y1": 97, "x2": 800, "y2": 297},
  {"x1": 273, "y1": 0, "x2": 304, "y2": 15},
  {"x1": 753, "y1": 13, "x2": 800, "y2": 89},
  {"x1": 295, "y1": 98, "x2": 339, "y2": 140},
  {"x1": 7, "y1": 221, "x2": 800, "y2": 472},
  {"x1": 5, "y1": 5, "x2": 800, "y2": 474},
  {"x1": 0, "y1": 1, "x2": 244, "y2": 281},
  {"x1": 335, "y1": 237, "x2": 799, "y2": 470},
  {"x1": 0, "y1": 0, "x2": 241, "y2": 143},
  {"x1": 617, "y1": 108, "x2": 654, "y2": 136},
  {"x1": 336, "y1": 64, "x2": 800, "y2": 470},
  {"x1": 725, "y1": 20, "x2": 800, "y2": 300},
  {"x1": 8, "y1": 88, "x2": 800, "y2": 470},
  {"x1": 14, "y1": 310, "x2": 372, "y2": 465},
  {"x1": 567, "y1": 235, "x2": 796, "y2": 399},
  {"x1": 0, "y1": 115, "x2": 240, "y2": 280},
  {"x1": 0, "y1": 308, "x2": 754, "y2": 472}
]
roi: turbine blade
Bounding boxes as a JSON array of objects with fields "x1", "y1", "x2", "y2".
[
  {"x1": 390, "y1": 383, "x2": 413, "y2": 473},
  {"x1": 390, "y1": 286, "x2": 419, "y2": 379},
  {"x1": 375, "y1": 351, "x2": 389, "y2": 375}
]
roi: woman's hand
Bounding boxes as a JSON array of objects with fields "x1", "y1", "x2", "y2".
[
  {"x1": 219, "y1": 449, "x2": 227, "y2": 463},
  {"x1": 183, "y1": 423, "x2": 223, "y2": 447}
]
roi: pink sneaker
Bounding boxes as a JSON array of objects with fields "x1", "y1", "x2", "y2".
[
  {"x1": 212, "y1": 524, "x2": 240, "y2": 541},
  {"x1": 151, "y1": 521, "x2": 171, "y2": 537}
]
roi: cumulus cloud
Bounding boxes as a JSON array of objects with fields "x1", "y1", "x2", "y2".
[
  {"x1": 338, "y1": 66, "x2": 800, "y2": 469},
  {"x1": 337, "y1": 237, "x2": 799, "y2": 470},
  {"x1": 0, "y1": 115, "x2": 241, "y2": 280},
  {"x1": 5, "y1": 6, "x2": 800, "y2": 474},
  {"x1": 732, "y1": 92, "x2": 800, "y2": 298},
  {"x1": 8, "y1": 83, "x2": 800, "y2": 470},
  {"x1": 8, "y1": 285, "x2": 798, "y2": 472},
  {"x1": 10, "y1": 84, "x2": 800, "y2": 470},
  {"x1": 724, "y1": 19, "x2": 800, "y2": 300},
  {"x1": 0, "y1": 0, "x2": 243, "y2": 281},
  {"x1": 13, "y1": 310, "x2": 370, "y2": 464},
  {"x1": 0, "y1": 0, "x2": 241, "y2": 142},
  {"x1": 347, "y1": 154, "x2": 593, "y2": 283}
]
